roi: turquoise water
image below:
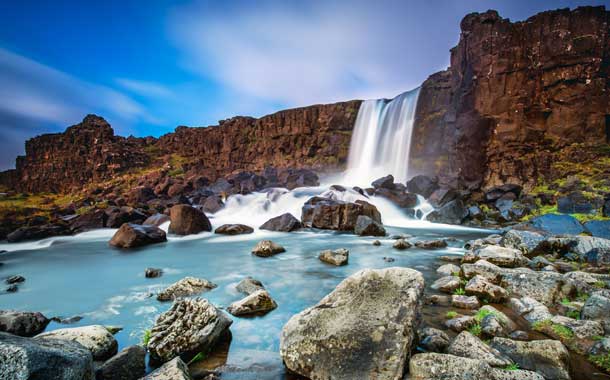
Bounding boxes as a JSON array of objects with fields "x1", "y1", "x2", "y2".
[{"x1": 0, "y1": 222, "x2": 487, "y2": 378}]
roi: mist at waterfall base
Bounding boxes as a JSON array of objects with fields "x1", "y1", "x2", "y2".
[{"x1": 0, "y1": 89, "x2": 494, "y2": 378}]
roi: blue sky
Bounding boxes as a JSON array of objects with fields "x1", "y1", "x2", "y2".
[{"x1": 1, "y1": 0, "x2": 608, "y2": 169}]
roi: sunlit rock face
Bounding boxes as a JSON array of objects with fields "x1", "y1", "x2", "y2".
[{"x1": 411, "y1": 6, "x2": 610, "y2": 190}]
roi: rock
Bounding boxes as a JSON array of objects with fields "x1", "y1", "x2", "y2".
[
  {"x1": 51, "y1": 316, "x2": 83, "y2": 325},
  {"x1": 557, "y1": 191, "x2": 595, "y2": 214},
  {"x1": 485, "y1": 185, "x2": 522, "y2": 202},
  {"x1": 6, "y1": 285, "x2": 18, "y2": 293},
  {"x1": 6, "y1": 275, "x2": 25, "y2": 284},
  {"x1": 109, "y1": 223, "x2": 167, "y2": 249},
  {"x1": 354, "y1": 215, "x2": 386, "y2": 236},
  {"x1": 585, "y1": 247, "x2": 610, "y2": 266},
  {"x1": 406, "y1": 175, "x2": 439, "y2": 198},
  {"x1": 418, "y1": 327, "x2": 450, "y2": 353},
  {"x1": 280, "y1": 268, "x2": 424, "y2": 380},
  {"x1": 70, "y1": 209, "x2": 108, "y2": 233},
  {"x1": 374, "y1": 188, "x2": 419, "y2": 208},
  {"x1": 500, "y1": 269, "x2": 571, "y2": 306},
  {"x1": 437, "y1": 263, "x2": 460, "y2": 277},
  {"x1": 36, "y1": 325, "x2": 118, "y2": 361},
  {"x1": 490, "y1": 338, "x2": 571, "y2": 380},
  {"x1": 235, "y1": 277, "x2": 264, "y2": 295},
  {"x1": 145, "y1": 268, "x2": 163, "y2": 278},
  {"x1": 428, "y1": 188, "x2": 458, "y2": 208},
  {"x1": 383, "y1": 257, "x2": 395, "y2": 262},
  {"x1": 581, "y1": 292, "x2": 610, "y2": 326},
  {"x1": 157, "y1": 277, "x2": 217, "y2": 301},
  {"x1": 143, "y1": 213, "x2": 170, "y2": 227},
  {"x1": 464, "y1": 235, "x2": 503, "y2": 250},
  {"x1": 463, "y1": 245, "x2": 528, "y2": 268},
  {"x1": 465, "y1": 275, "x2": 508, "y2": 303},
  {"x1": 318, "y1": 248, "x2": 349, "y2": 266},
  {"x1": 6, "y1": 224, "x2": 69, "y2": 243},
  {"x1": 371, "y1": 174, "x2": 395, "y2": 189},
  {"x1": 96, "y1": 345, "x2": 146, "y2": 380},
  {"x1": 426, "y1": 199, "x2": 468, "y2": 225},
  {"x1": 500, "y1": 230, "x2": 545, "y2": 256},
  {"x1": 0, "y1": 310, "x2": 49, "y2": 337},
  {"x1": 168, "y1": 205, "x2": 212, "y2": 235},
  {"x1": 148, "y1": 298, "x2": 232, "y2": 363},
  {"x1": 589, "y1": 337, "x2": 610, "y2": 356},
  {"x1": 445, "y1": 316, "x2": 476, "y2": 332},
  {"x1": 481, "y1": 314, "x2": 506, "y2": 338},
  {"x1": 227, "y1": 289, "x2": 277, "y2": 316},
  {"x1": 533, "y1": 235, "x2": 610, "y2": 261},
  {"x1": 415, "y1": 239, "x2": 448, "y2": 249},
  {"x1": 200, "y1": 196, "x2": 224, "y2": 214},
  {"x1": 509, "y1": 297, "x2": 553, "y2": 325},
  {"x1": 393, "y1": 238, "x2": 412, "y2": 250},
  {"x1": 214, "y1": 224, "x2": 254, "y2": 235},
  {"x1": 141, "y1": 357, "x2": 192, "y2": 380},
  {"x1": 300, "y1": 197, "x2": 381, "y2": 231},
  {"x1": 251, "y1": 240, "x2": 285, "y2": 257},
  {"x1": 409, "y1": 353, "x2": 544, "y2": 380},
  {"x1": 451, "y1": 295, "x2": 480, "y2": 309},
  {"x1": 509, "y1": 331, "x2": 529, "y2": 341},
  {"x1": 259, "y1": 213, "x2": 301, "y2": 232},
  {"x1": 528, "y1": 256, "x2": 552, "y2": 270},
  {"x1": 431, "y1": 276, "x2": 461, "y2": 293},
  {"x1": 0, "y1": 331, "x2": 93, "y2": 380},
  {"x1": 479, "y1": 305, "x2": 518, "y2": 332},
  {"x1": 529, "y1": 214, "x2": 584, "y2": 235},
  {"x1": 448, "y1": 331, "x2": 512, "y2": 367},
  {"x1": 461, "y1": 259, "x2": 503, "y2": 283},
  {"x1": 105, "y1": 206, "x2": 147, "y2": 228},
  {"x1": 372, "y1": 240, "x2": 381, "y2": 246},
  {"x1": 586, "y1": 220, "x2": 610, "y2": 239}
]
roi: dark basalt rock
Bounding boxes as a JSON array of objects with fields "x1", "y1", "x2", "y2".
[
  {"x1": 374, "y1": 188, "x2": 419, "y2": 208},
  {"x1": 70, "y1": 209, "x2": 108, "y2": 233},
  {"x1": 354, "y1": 215, "x2": 386, "y2": 236},
  {"x1": 105, "y1": 206, "x2": 146, "y2": 228},
  {"x1": 406, "y1": 175, "x2": 439, "y2": 199},
  {"x1": 200, "y1": 195, "x2": 224, "y2": 214},
  {"x1": 0, "y1": 310, "x2": 49, "y2": 337},
  {"x1": 6, "y1": 224, "x2": 69, "y2": 243},
  {"x1": 301, "y1": 197, "x2": 381, "y2": 231},
  {"x1": 145, "y1": 268, "x2": 163, "y2": 278},
  {"x1": 214, "y1": 224, "x2": 254, "y2": 235},
  {"x1": 6, "y1": 275, "x2": 25, "y2": 284},
  {"x1": 428, "y1": 188, "x2": 458, "y2": 208},
  {"x1": 371, "y1": 174, "x2": 395, "y2": 189},
  {"x1": 95, "y1": 345, "x2": 146, "y2": 380},
  {"x1": 426, "y1": 199, "x2": 468, "y2": 225},
  {"x1": 557, "y1": 191, "x2": 597, "y2": 214},
  {"x1": 109, "y1": 223, "x2": 167, "y2": 248},
  {"x1": 259, "y1": 213, "x2": 302, "y2": 232},
  {"x1": 529, "y1": 214, "x2": 584, "y2": 235},
  {"x1": 584, "y1": 220, "x2": 610, "y2": 240},
  {"x1": 143, "y1": 213, "x2": 170, "y2": 227},
  {"x1": 168, "y1": 205, "x2": 212, "y2": 235}
]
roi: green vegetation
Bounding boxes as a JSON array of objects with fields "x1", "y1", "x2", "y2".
[
  {"x1": 566, "y1": 310, "x2": 580, "y2": 320},
  {"x1": 589, "y1": 353, "x2": 610, "y2": 372},
  {"x1": 141, "y1": 329, "x2": 151, "y2": 346},
  {"x1": 468, "y1": 323, "x2": 482, "y2": 336},
  {"x1": 560, "y1": 298, "x2": 571, "y2": 306},
  {"x1": 504, "y1": 363, "x2": 520, "y2": 371},
  {"x1": 577, "y1": 292, "x2": 590, "y2": 302},
  {"x1": 474, "y1": 308, "x2": 496, "y2": 323},
  {"x1": 532, "y1": 319, "x2": 574, "y2": 341},
  {"x1": 593, "y1": 281, "x2": 607, "y2": 289},
  {"x1": 453, "y1": 287, "x2": 466, "y2": 296},
  {"x1": 187, "y1": 352, "x2": 206, "y2": 365},
  {"x1": 446, "y1": 311, "x2": 458, "y2": 319}
]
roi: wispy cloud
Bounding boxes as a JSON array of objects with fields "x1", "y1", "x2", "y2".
[
  {"x1": 169, "y1": 1, "x2": 440, "y2": 107},
  {"x1": 115, "y1": 78, "x2": 174, "y2": 99}
]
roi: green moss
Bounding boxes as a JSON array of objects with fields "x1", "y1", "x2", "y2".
[
  {"x1": 566, "y1": 310, "x2": 580, "y2": 320},
  {"x1": 141, "y1": 329, "x2": 151, "y2": 346},
  {"x1": 187, "y1": 352, "x2": 206, "y2": 365},
  {"x1": 453, "y1": 287, "x2": 466, "y2": 296},
  {"x1": 552, "y1": 324, "x2": 575, "y2": 340},
  {"x1": 474, "y1": 308, "x2": 497, "y2": 323},
  {"x1": 504, "y1": 363, "x2": 520, "y2": 371},
  {"x1": 468, "y1": 323, "x2": 482, "y2": 336},
  {"x1": 446, "y1": 311, "x2": 458, "y2": 319},
  {"x1": 589, "y1": 353, "x2": 610, "y2": 372}
]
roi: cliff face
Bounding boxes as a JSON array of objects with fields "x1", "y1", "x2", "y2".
[
  {"x1": 411, "y1": 6, "x2": 610, "y2": 190},
  {"x1": 1, "y1": 101, "x2": 360, "y2": 193}
]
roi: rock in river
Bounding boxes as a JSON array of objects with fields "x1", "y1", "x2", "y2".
[
  {"x1": 214, "y1": 224, "x2": 254, "y2": 235},
  {"x1": 447, "y1": 331, "x2": 512, "y2": 367},
  {"x1": 318, "y1": 248, "x2": 349, "y2": 266},
  {"x1": 354, "y1": 215, "x2": 386, "y2": 236},
  {"x1": 96, "y1": 345, "x2": 145, "y2": 380},
  {"x1": 227, "y1": 289, "x2": 277, "y2": 316},
  {"x1": 259, "y1": 213, "x2": 302, "y2": 232},
  {"x1": 168, "y1": 205, "x2": 212, "y2": 235},
  {"x1": 145, "y1": 268, "x2": 163, "y2": 278},
  {"x1": 236, "y1": 277, "x2": 265, "y2": 295},
  {"x1": 148, "y1": 298, "x2": 232, "y2": 363},
  {"x1": 109, "y1": 223, "x2": 167, "y2": 249},
  {"x1": 251, "y1": 240, "x2": 286, "y2": 257},
  {"x1": 280, "y1": 267, "x2": 424, "y2": 380},
  {"x1": 157, "y1": 277, "x2": 217, "y2": 301},
  {"x1": 0, "y1": 310, "x2": 49, "y2": 337},
  {"x1": 415, "y1": 239, "x2": 448, "y2": 249},
  {"x1": 36, "y1": 324, "x2": 118, "y2": 361},
  {"x1": 393, "y1": 238, "x2": 412, "y2": 250},
  {"x1": 141, "y1": 357, "x2": 192, "y2": 380},
  {"x1": 465, "y1": 275, "x2": 508, "y2": 303},
  {"x1": 0, "y1": 331, "x2": 93, "y2": 380}
]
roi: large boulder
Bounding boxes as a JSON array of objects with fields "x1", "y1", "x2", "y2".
[
  {"x1": 0, "y1": 331, "x2": 93, "y2": 380},
  {"x1": 557, "y1": 191, "x2": 595, "y2": 214},
  {"x1": 463, "y1": 245, "x2": 528, "y2": 268},
  {"x1": 168, "y1": 205, "x2": 212, "y2": 235},
  {"x1": 426, "y1": 199, "x2": 468, "y2": 225},
  {"x1": 465, "y1": 275, "x2": 508, "y2": 303},
  {"x1": 461, "y1": 259, "x2": 503, "y2": 283},
  {"x1": 354, "y1": 215, "x2": 386, "y2": 236},
  {"x1": 447, "y1": 331, "x2": 512, "y2": 367},
  {"x1": 157, "y1": 277, "x2": 217, "y2": 301},
  {"x1": 581, "y1": 292, "x2": 610, "y2": 328},
  {"x1": 371, "y1": 175, "x2": 395, "y2": 189},
  {"x1": 200, "y1": 195, "x2": 224, "y2": 214},
  {"x1": 529, "y1": 214, "x2": 584, "y2": 235},
  {"x1": 259, "y1": 213, "x2": 302, "y2": 232},
  {"x1": 70, "y1": 209, "x2": 108, "y2": 233},
  {"x1": 147, "y1": 298, "x2": 232, "y2": 363},
  {"x1": 374, "y1": 188, "x2": 419, "y2": 208},
  {"x1": 280, "y1": 268, "x2": 424, "y2": 380},
  {"x1": 36, "y1": 325, "x2": 118, "y2": 361},
  {"x1": 500, "y1": 268, "x2": 572, "y2": 306},
  {"x1": 235, "y1": 277, "x2": 265, "y2": 295},
  {"x1": 109, "y1": 223, "x2": 167, "y2": 249},
  {"x1": 0, "y1": 310, "x2": 49, "y2": 337},
  {"x1": 227, "y1": 289, "x2": 277, "y2": 316},
  {"x1": 251, "y1": 240, "x2": 285, "y2": 257},
  {"x1": 143, "y1": 213, "x2": 170, "y2": 227},
  {"x1": 490, "y1": 338, "x2": 570, "y2": 380},
  {"x1": 6, "y1": 224, "x2": 70, "y2": 243},
  {"x1": 301, "y1": 197, "x2": 381, "y2": 231},
  {"x1": 105, "y1": 206, "x2": 147, "y2": 228},
  {"x1": 585, "y1": 220, "x2": 610, "y2": 239},
  {"x1": 500, "y1": 230, "x2": 545, "y2": 256},
  {"x1": 532, "y1": 235, "x2": 610, "y2": 261},
  {"x1": 96, "y1": 345, "x2": 146, "y2": 380},
  {"x1": 318, "y1": 248, "x2": 349, "y2": 266},
  {"x1": 406, "y1": 175, "x2": 439, "y2": 198},
  {"x1": 141, "y1": 357, "x2": 192, "y2": 380},
  {"x1": 214, "y1": 224, "x2": 254, "y2": 235},
  {"x1": 418, "y1": 327, "x2": 450, "y2": 353}
]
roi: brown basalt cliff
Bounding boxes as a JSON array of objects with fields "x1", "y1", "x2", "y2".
[{"x1": 411, "y1": 6, "x2": 610, "y2": 190}]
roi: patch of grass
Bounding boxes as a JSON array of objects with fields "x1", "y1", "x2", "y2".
[
  {"x1": 561, "y1": 298, "x2": 571, "y2": 306},
  {"x1": 141, "y1": 329, "x2": 151, "y2": 346},
  {"x1": 187, "y1": 352, "x2": 206, "y2": 365},
  {"x1": 532, "y1": 319, "x2": 574, "y2": 340},
  {"x1": 577, "y1": 292, "x2": 590, "y2": 302},
  {"x1": 453, "y1": 287, "x2": 466, "y2": 296},
  {"x1": 451, "y1": 271, "x2": 460, "y2": 277},
  {"x1": 566, "y1": 310, "x2": 581, "y2": 320},
  {"x1": 474, "y1": 308, "x2": 496, "y2": 323},
  {"x1": 589, "y1": 353, "x2": 610, "y2": 372},
  {"x1": 446, "y1": 311, "x2": 458, "y2": 319},
  {"x1": 468, "y1": 323, "x2": 482, "y2": 336},
  {"x1": 504, "y1": 363, "x2": 520, "y2": 371},
  {"x1": 593, "y1": 281, "x2": 606, "y2": 289},
  {"x1": 551, "y1": 324, "x2": 575, "y2": 340},
  {"x1": 592, "y1": 335, "x2": 604, "y2": 341}
]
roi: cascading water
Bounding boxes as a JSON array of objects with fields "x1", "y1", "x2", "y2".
[{"x1": 343, "y1": 87, "x2": 420, "y2": 186}]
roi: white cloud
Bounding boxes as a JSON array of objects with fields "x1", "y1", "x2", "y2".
[
  {"x1": 169, "y1": 1, "x2": 435, "y2": 107},
  {"x1": 115, "y1": 78, "x2": 174, "y2": 99}
]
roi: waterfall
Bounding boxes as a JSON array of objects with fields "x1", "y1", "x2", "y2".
[{"x1": 343, "y1": 87, "x2": 420, "y2": 186}]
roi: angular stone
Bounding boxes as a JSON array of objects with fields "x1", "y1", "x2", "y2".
[
  {"x1": 393, "y1": 238, "x2": 412, "y2": 250},
  {"x1": 445, "y1": 316, "x2": 476, "y2": 332},
  {"x1": 354, "y1": 215, "x2": 386, "y2": 236},
  {"x1": 214, "y1": 224, "x2": 254, "y2": 235},
  {"x1": 463, "y1": 245, "x2": 528, "y2": 268},
  {"x1": 461, "y1": 260, "x2": 503, "y2": 284},
  {"x1": 318, "y1": 248, "x2": 349, "y2": 266},
  {"x1": 490, "y1": 338, "x2": 570, "y2": 380},
  {"x1": 141, "y1": 357, "x2": 192, "y2": 380},
  {"x1": 145, "y1": 268, "x2": 163, "y2": 278},
  {"x1": 157, "y1": 277, "x2": 217, "y2": 302},
  {"x1": 529, "y1": 214, "x2": 584, "y2": 235},
  {"x1": 251, "y1": 240, "x2": 286, "y2": 257},
  {"x1": 280, "y1": 268, "x2": 424, "y2": 380},
  {"x1": 227, "y1": 290, "x2": 277, "y2": 316},
  {"x1": 448, "y1": 331, "x2": 512, "y2": 367},
  {"x1": 36, "y1": 325, "x2": 117, "y2": 361},
  {"x1": 96, "y1": 345, "x2": 146, "y2": 380},
  {"x1": 168, "y1": 205, "x2": 212, "y2": 235},
  {"x1": 437, "y1": 263, "x2": 460, "y2": 277},
  {"x1": 431, "y1": 276, "x2": 461, "y2": 293},
  {"x1": 418, "y1": 327, "x2": 450, "y2": 353},
  {"x1": 465, "y1": 275, "x2": 508, "y2": 303},
  {"x1": 451, "y1": 295, "x2": 480, "y2": 309},
  {"x1": 109, "y1": 223, "x2": 167, "y2": 249},
  {"x1": 500, "y1": 230, "x2": 545, "y2": 256},
  {"x1": 236, "y1": 277, "x2": 264, "y2": 295},
  {"x1": 0, "y1": 310, "x2": 49, "y2": 337},
  {"x1": 500, "y1": 268, "x2": 571, "y2": 306},
  {"x1": 143, "y1": 213, "x2": 170, "y2": 227},
  {"x1": 415, "y1": 239, "x2": 448, "y2": 249},
  {"x1": 259, "y1": 213, "x2": 302, "y2": 232}
]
